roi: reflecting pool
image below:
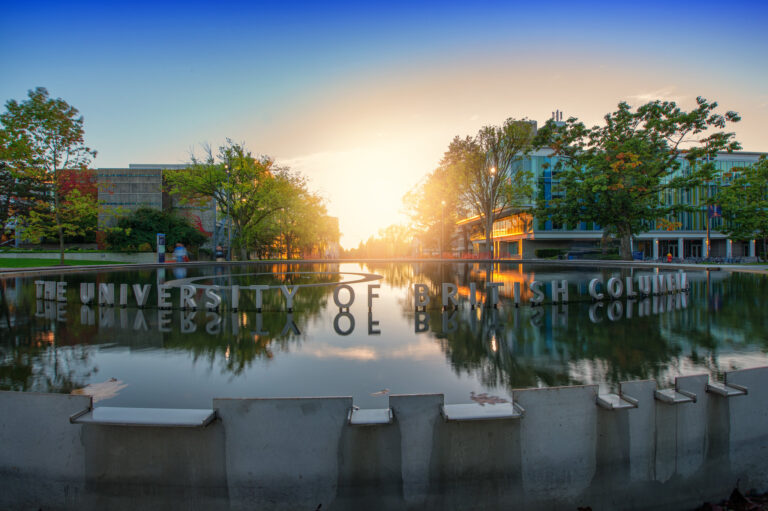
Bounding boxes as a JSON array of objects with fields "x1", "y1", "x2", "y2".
[{"x1": 1, "y1": 262, "x2": 766, "y2": 408}]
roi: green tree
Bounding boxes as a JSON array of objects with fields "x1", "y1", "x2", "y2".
[
  {"x1": 0, "y1": 87, "x2": 97, "y2": 263},
  {"x1": 533, "y1": 98, "x2": 741, "y2": 260},
  {"x1": 20, "y1": 188, "x2": 98, "y2": 245},
  {"x1": 403, "y1": 165, "x2": 464, "y2": 255},
  {"x1": 165, "y1": 140, "x2": 290, "y2": 260},
  {"x1": 438, "y1": 118, "x2": 535, "y2": 257},
  {"x1": 718, "y1": 157, "x2": 768, "y2": 258},
  {"x1": 105, "y1": 207, "x2": 207, "y2": 252}
]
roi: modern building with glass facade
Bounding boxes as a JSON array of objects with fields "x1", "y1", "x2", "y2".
[{"x1": 457, "y1": 149, "x2": 765, "y2": 260}]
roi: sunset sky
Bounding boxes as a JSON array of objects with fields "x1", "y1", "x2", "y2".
[{"x1": 2, "y1": 0, "x2": 766, "y2": 248}]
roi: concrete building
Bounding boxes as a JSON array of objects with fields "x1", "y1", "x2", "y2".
[
  {"x1": 96, "y1": 164, "x2": 216, "y2": 244},
  {"x1": 457, "y1": 149, "x2": 765, "y2": 260}
]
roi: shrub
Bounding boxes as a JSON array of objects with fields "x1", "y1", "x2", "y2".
[
  {"x1": 105, "y1": 207, "x2": 208, "y2": 251},
  {"x1": 535, "y1": 248, "x2": 566, "y2": 259}
]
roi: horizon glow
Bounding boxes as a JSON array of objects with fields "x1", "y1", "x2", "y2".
[{"x1": 2, "y1": 0, "x2": 767, "y2": 248}]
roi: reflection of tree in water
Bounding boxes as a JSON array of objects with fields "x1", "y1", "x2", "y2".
[
  {"x1": 398, "y1": 264, "x2": 768, "y2": 391},
  {"x1": 362, "y1": 262, "x2": 416, "y2": 289},
  {"x1": 0, "y1": 279, "x2": 95, "y2": 393}
]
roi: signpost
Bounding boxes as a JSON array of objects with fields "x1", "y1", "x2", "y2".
[{"x1": 157, "y1": 233, "x2": 166, "y2": 263}]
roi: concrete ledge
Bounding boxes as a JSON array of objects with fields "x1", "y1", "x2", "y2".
[
  {"x1": 441, "y1": 402, "x2": 524, "y2": 421},
  {"x1": 2, "y1": 368, "x2": 768, "y2": 510},
  {"x1": 70, "y1": 406, "x2": 216, "y2": 427},
  {"x1": 348, "y1": 407, "x2": 393, "y2": 425}
]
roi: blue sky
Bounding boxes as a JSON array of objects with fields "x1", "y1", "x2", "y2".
[{"x1": 2, "y1": 0, "x2": 767, "y2": 247}]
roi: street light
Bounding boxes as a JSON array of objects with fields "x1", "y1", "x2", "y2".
[
  {"x1": 225, "y1": 163, "x2": 231, "y2": 261},
  {"x1": 489, "y1": 166, "x2": 496, "y2": 258},
  {"x1": 440, "y1": 200, "x2": 446, "y2": 260}
]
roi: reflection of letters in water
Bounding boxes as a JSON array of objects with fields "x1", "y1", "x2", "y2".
[{"x1": 32, "y1": 272, "x2": 691, "y2": 336}]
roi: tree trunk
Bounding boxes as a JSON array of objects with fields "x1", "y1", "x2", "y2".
[
  {"x1": 54, "y1": 183, "x2": 64, "y2": 265},
  {"x1": 239, "y1": 247, "x2": 247, "y2": 261},
  {"x1": 485, "y1": 216, "x2": 493, "y2": 259},
  {"x1": 618, "y1": 227, "x2": 633, "y2": 261}
]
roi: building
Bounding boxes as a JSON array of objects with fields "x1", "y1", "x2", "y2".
[
  {"x1": 457, "y1": 148, "x2": 765, "y2": 260},
  {"x1": 96, "y1": 164, "x2": 217, "y2": 245}
]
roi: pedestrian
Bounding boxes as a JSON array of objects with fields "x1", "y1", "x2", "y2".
[
  {"x1": 666, "y1": 252, "x2": 672, "y2": 263},
  {"x1": 215, "y1": 245, "x2": 226, "y2": 262},
  {"x1": 174, "y1": 242, "x2": 189, "y2": 262}
]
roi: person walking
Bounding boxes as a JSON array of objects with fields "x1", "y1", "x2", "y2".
[
  {"x1": 174, "y1": 242, "x2": 189, "y2": 262},
  {"x1": 215, "y1": 245, "x2": 226, "y2": 262}
]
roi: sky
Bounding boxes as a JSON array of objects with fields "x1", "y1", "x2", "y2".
[{"x1": 2, "y1": 0, "x2": 767, "y2": 248}]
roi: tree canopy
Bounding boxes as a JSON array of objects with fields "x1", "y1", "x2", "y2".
[
  {"x1": 165, "y1": 140, "x2": 338, "y2": 259},
  {"x1": 0, "y1": 87, "x2": 97, "y2": 262},
  {"x1": 533, "y1": 98, "x2": 741, "y2": 259},
  {"x1": 718, "y1": 157, "x2": 768, "y2": 258},
  {"x1": 404, "y1": 118, "x2": 535, "y2": 256}
]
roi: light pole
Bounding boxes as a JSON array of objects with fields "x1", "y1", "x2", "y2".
[
  {"x1": 489, "y1": 166, "x2": 496, "y2": 259},
  {"x1": 440, "y1": 200, "x2": 446, "y2": 260},
  {"x1": 225, "y1": 164, "x2": 231, "y2": 261}
]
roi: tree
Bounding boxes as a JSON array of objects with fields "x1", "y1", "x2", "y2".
[
  {"x1": 403, "y1": 164, "x2": 465, "y2": 255},
  {"x1": 718, "y1": 157, "x2": 768, "y2": 259},
  {"x1": 104, "y1": 207, "x2": 207, "y2": 252},
  {"x1": 0, "y1": 88, "x2": 97, "y2": 263},
  {"x1": 444, "y1": 119, "x2": 535, "y2": 257},
  {"x1": 19, "y1": 188, "x2": 98, "y2": 245},
  {"x1": 533, "y1": 98, "x2": 741, "y2": 260},
  {"x1": 165, "y1": 140, "x2": 291, "y2": 260}
]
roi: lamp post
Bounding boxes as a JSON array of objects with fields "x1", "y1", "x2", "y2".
[
  {"x1": 225, "y1": 164, "x2": 231, "y2": 261},
  {"x1": 440, "y1": 200, "x2": 446, "y2": 260},
  {"x1": 489, "y1": 166, "x2": 496, "y2": 259}
]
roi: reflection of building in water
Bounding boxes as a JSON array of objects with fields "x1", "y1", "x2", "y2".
[{"x1": 456, "y1": 149, "x2": 766, "y2": 260}]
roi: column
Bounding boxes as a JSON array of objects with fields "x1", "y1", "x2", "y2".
[
  {"x1": 677, "y1": 238, "x2": 684, "y2": 259},
  {"x1": 726, "y1": 239, "x2": 733, "y2": 259},
  {"x1": 703, "y1": 237, "x2": 709, "y2": 258},
  {"x1": 652, "y1": 238, "x2": 659, "y2": 259},
  {"x1": 749, "y1": 240, "x2": 756, "y2": 258}
]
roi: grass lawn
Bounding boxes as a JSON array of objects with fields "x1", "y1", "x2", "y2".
[{"x1": 0, "y1": 258, "x2": 126, "y2": 268}]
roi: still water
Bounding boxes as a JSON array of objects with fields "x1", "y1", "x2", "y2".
[{"x1": 1, "y1": 262, "x2": 766, "y2": 408}]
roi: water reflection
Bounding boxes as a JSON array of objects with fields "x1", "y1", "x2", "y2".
[{"x1": 1, "y1": 263, "x2": 767, "y2": 406}]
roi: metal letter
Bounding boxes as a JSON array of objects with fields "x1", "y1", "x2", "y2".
[
  {"x1": 334, "y1": 284, "x2": 355, "y2": 309},
  {"x1": 367, "y1": 284, "x2": 380, "y2": 309},
  {"x1": 588, "y1": 279, "x2": 604, "y2": 300},
  {"x1": 180, "y1": 285, "x2": 197, "y2": 309},
  {"x1": 606, "y1": 277, "x2": 624, "y2": 299},
  {"x1": 98, "y1": 283, "x2": 115, "y2": 306},
  {"x1": 414, "y1": 283, "x2": 430, "y2": 309}
]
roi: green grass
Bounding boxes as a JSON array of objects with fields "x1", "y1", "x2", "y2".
[{"x1": 0, "y1": 258, "x2": 126, "y2": 268}]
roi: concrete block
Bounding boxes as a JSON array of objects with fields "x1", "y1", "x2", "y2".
[
  {"x1": 514, "y1": 384, "x2": 598, "y2": 502},
  {"x1": 727, "y1": 366, "x2": 768, "y2": 492},
  {"x1": 389, "y1": 393, "x2": 443, "y2": 506},
  {"x1": 0, "y1": 391, "x2": 91, "y2": 509},
  {"x1": 214, "y1": 396, "x2": 352, "y2": 511}
]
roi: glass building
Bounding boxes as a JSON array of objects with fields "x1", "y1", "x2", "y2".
[{"x1": 457, "y1": 149, "x2": 765, "y2": 260}]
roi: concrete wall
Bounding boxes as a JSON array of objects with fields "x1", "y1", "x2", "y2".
[
  {"x1": 2, "y1": 367, "x2": 767, "y2": 510},
  {"x1": 0, "y1": 252, "x2": 157, "y2": 263}
]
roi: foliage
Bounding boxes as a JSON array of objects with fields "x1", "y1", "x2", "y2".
[
  {"x1": 104, "y1": 207, "x2": 207, "y2": 252},
  {"x1": 0, "y1": 128, "x2": 46, "y2": 235},
  {"x1": 166, "y1": 139, "x2": 339, "y2": 260},
  {"x1": 344, "y1": 224, "x2": 414, "y2": 258},
  {"x1": 534, "y1": 248, "x2": 566, "y2": 259},
  {"x1": 407, "y1": 118, "x2": 535, "y2": 257},
  {"x1": 18, "y1": 189, "x2": 98, "y2": 244},
  {"x1": 403, "y1": 165, "x2": 464, "y2": 253},
  {"x1": 165, "y1": 140, "x2": 291, "y2": 260},
  {"x1": 0, "y1": 87, "x2": 97, "y2": 263},
  {"x1": 718, "y1": 156, "x2": 768, "y2": 257},
  {"x1": 533, "y1": 97, "x2": 741, "y2": 259}
]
